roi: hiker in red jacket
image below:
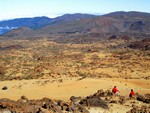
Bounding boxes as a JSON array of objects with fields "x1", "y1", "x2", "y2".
[
  {"x1": 129, "y1": 89, "x2": 135, "y2": 98},
  {"x1": 112, "y1": 86, "x2": 120, "y2": 95}
]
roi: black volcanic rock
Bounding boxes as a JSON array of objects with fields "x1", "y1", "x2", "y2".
[
  {"x1": 2, "y1": 86, "x2": 8, "y2": 90},
  {"x1": 79, "y1": 96, "x2": 108, "y2": 109},
  {"x1": 136, "y1": 94, "x2": 150, "y2": 103},
  {"x1": 79, "y1": 89, "x2": 111, "y2": 109}
]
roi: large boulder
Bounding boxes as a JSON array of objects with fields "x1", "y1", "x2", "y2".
[
  {"x1": 79, "y1": 96, "x2": 108, "y2": 109},
  {"x1": 70, "y1": 96, "x2": 82, "y2": 102},
  {"x1": 136, "y1": 94, "x2": 150, "y2": 103},
  {"x1": 92, "y1": 89, "x2": 113, "y2": 97},
  {"x1": 144, "y1": 94, "x2": 150, "y2": 104}
]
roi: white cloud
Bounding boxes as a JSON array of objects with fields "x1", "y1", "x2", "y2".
[{"x1": 0, "y1": 26, "x2": 18, "y2": 30}]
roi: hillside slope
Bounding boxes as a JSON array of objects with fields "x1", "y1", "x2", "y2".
[
  {"x1": 36, "y1": 11, "x2": 150, "y2": 35},
  {"x1": 0, "y1": 14, "x2": 96, "y2": 35},
  {"x1": 1, "y1": 11, "x2": 150, "y2": 39}
]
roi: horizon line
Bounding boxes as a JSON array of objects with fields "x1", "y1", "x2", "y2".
[{"x1": 0, "y1": 10, "x2": 150, "y2": 21}]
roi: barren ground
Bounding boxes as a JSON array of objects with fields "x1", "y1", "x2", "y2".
[
  {"x1": 0, "y1": 78, "x2": 149, "y2": 101},
  {"x1": 0, "y1": 38, "x2": 149, "y2": 112}
]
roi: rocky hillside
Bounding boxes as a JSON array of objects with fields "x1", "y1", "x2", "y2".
[
  {"x1": 9, "y1": 11, "x2": 150, "y2": 36},
  {"x1": 0, "y1": 14, "x2": 96, "y2": 35},
  {"x1": 39, "y1": 11, "x2": 150, "y2": 34},
  {"x1": 1, "y1": 27, "x2": 36, "y2": 39},
  {"x1": 37, "y1": 16, "x2": 124, "y2": 34},
  {"x1": 0, "y1": 16, "x2": 52, "y2": 35},
  {"x1": 105, "y1": 11, "x2": 150, "y2": 32}
]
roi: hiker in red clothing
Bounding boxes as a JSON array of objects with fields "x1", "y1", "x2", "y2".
[
  {"x1": 112, "y1": 86, "x2": 120, "y2": 95},
  {"x1": 129, "y1": 89, "x2": 135, "y2": 98}
]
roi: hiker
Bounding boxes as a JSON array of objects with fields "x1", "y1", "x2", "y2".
[
  {"x1": 112, "y1": 86, "x2": 120, "y2": 95},
  {"x1": 129, "y1": 89, "x2": 135, "y2": 98}
]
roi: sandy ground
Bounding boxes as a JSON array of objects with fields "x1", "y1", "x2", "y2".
[
  {"x1": 88, "y1": 104, "x2": 132, "y2": 113},
  {"x1": 0, "y1": 77, "x2": 149, "y2": 101}
]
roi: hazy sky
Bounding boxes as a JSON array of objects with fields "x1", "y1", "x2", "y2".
[{"x1": 0, "y1": 0, "x2": 150, "y2": 20}]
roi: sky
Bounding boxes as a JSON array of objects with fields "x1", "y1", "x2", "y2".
[{"x1": 0, "y1": 0, "x2": 150, "y2": 20}]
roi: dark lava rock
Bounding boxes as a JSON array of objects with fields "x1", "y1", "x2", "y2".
[
  {"x1": 136, "y1": 94, "x2": 150, "y2": 104},
  {"x1": 119, "y1": 96, "x2": 126, "y2": 104},
  {"x1": 144, "y1": 94, "x2": 150, "y2": 104},
  {"x1": 20, "y1": 95, "x2": 29, "y2": 101},
  {"x1": 110, "y1": 100, "x2": 118, "y2": 104},
  {"x1": 2, "y1": 86, "x2": 8, "y2": 90},
  {"x1": 145, "y1": 98, "x2": 150, "y2": 103},
  {"x1": 93, "y1": 89, "x2": 113, "y2": 97},
  {"x1": 70, "y1": 96, "x2": 82, "y2": 102},
  {"x1": 137, "y1": 95, "x2": 145, "y2": 102},
  {"x1": 57, "y1": 100, "x2": 64, "y2": 107},
  {"x1": 76, "y1": 104, "x2": 89, "y2": 113},
  {"x1": 17, "y1": 95, "x2": 29, "y2": 103},
  {"x1": 93, "y1": 89, "x2": 105, "y2": 97},
  {"x1": 79, "y1": 96, "x2": 108, "y2": 109},
  {"x1": 41, "y1": 97, "x2": 62, "y2": 113},
  {"x1": 104, "y1": 90, "x2": 113, "y2": 96},
  {"x1": 127, "y1": 105, "x2": 150, "y2": 113}
]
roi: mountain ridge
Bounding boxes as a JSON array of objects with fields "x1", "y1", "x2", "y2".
[
  {"x1": 0, "y1": 13, "x2": 97, "y2": 35},
  {"x1": 35, "y1": 11, "x2": 150, "y2": 35},
  {"x1": 1, "y1": 11, "x2": 150, "y2": 39}
]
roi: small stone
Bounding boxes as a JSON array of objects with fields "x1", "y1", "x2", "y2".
[{"x1": 2, "y1": 86, "x2": 8, "y2": 90}]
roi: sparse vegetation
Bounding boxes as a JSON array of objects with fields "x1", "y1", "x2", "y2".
[{"x1": 0, "y1": 37, "x2": 149, "y2": 80}]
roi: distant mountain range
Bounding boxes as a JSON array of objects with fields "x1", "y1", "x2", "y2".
[
  {"x1": 0, "y1": 13, "x2": 96, "y2": 35},
  {"x1": 1, "y1": 11, "x2": 150, "y2": 38}
]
